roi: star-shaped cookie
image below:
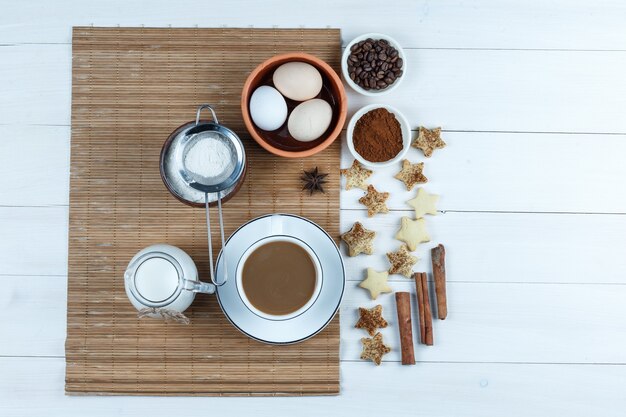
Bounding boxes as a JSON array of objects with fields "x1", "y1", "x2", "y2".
[
  {"x1": 407, "y1": 188, "x2": 439, "y2": 219},
  {"x1": 412, "y1": 126, "x2": 446, "y2": 157},
  {"x1": 395, "y1": 216, "x2": 430, "y2": 251},
  {"x1": 358, "y1": 185, "x2": 389, "y2": 217},
  {"x1": 360, "y1": 332, "x2": 391, "y2": 366},
  {"x1": 355, "y1": 305, "x2": 388, "y2": 336},
  {"x1": 340, "y1": 159, "x2": 373, "y2": 190},
  {"x1": 340, "y1": 222, "x2": 376, "y2": 257},
  {"x1": 386, "y1": 245, "x2": 418, "y2": 277},
  {"x1": 394, "y1": 159, "x2": 428, "y2": 191},
  {"x1": 359, "y1": 268, "x2": 392, "y2": 299}
]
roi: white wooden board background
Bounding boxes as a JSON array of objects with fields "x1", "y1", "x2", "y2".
[{"x1": 1, "y1": 1, "x2": 626, "y2": 416}]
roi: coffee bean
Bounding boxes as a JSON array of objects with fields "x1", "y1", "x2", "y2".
[{"x1": 347, "y1": 37, "x2": 404, "y2": 91}]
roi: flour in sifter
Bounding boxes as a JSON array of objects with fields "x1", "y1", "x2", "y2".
[{"x1": 184, "y1": 132, "x2": 234, "y2": 178}]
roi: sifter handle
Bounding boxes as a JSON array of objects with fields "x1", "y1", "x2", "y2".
[
  {"x1": 204, "y1": 192, "x2": 227, "y2": 287},
  {"x1": 195, "y1": 104, "x2": 219, "y2": 126},
  {"x1": 216, "y1": 195, "x2": 228, "y2": 286}
]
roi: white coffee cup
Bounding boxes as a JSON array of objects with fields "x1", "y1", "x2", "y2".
[{"x1": 235, "y1": 235, "x2": 322, "y2": 321}]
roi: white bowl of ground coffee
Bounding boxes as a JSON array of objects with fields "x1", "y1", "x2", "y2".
[{"x1": 346, "y1": 103, "x2": 411, "y2": 168}]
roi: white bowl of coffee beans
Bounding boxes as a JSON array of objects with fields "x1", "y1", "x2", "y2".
[{"x1": 342, "y1": 33, "x2": 406, "y2": 96}]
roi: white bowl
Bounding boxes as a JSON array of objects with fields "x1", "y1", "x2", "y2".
[
  {"x1": 346, "y1": 104, "x2": 411, "y2": 169},
  {"x1": 341, "y1": 33, "x2": 407, "y2": 96}
]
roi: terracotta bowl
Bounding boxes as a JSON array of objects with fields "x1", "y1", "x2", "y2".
[{"x1": 241, "y1": 52, "x2": 348, "y2": 158}]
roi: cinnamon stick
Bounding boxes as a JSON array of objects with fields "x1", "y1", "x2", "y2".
[
  {"x1": 394, "y1": 292, "x2": 415, "y2": 365},
  {"x1": 413, "y1": 272, "x2": 433, "y2": 345},
  {"x1": 431, "y1": 244, "x2": 447, "y2": 320},
  {"x1": 414, "y1": 272, "x2": 426, "y2": 343}
]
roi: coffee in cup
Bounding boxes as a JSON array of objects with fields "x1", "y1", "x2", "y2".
[{"x1": 237, "y1": 236, "x2": 321, "y2": 319}]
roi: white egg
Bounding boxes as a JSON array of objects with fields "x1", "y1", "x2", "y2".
[
  {"x1": 249, "y1": 86, "x2": 288, "y2": 131},
  {"x1": 273, "y1": 62, "x2": 323, "y2": 101},
  {"x1": 288, "y1": 99, "x2": 333, "y2": 142}
]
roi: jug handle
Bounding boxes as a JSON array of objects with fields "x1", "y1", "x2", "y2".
[{"x1": 182, "y1": 278, "x2": 216, "y2": 295}]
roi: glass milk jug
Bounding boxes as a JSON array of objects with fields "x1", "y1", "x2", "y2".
[{"x1": 124, "y1": 244, "x2": 214, "y2": 320}]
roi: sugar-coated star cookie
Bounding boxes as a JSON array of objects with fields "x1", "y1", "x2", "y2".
[
  {"x1": 355, "y1": 305, "x2": 388, "y2": 336},
  {"x1": 394, "y1": 159, "x2": 428, "y2": 191},
  {"x1": 360, "y1": 332, "x2": 391, "y2": 366},
  {"x1": 341, "y1": 222, "x2": 376, "y2": 257},
  {"x1": 358, "y1": 185, "x2": 390, "y2": 217},
  {"x1": 387, "y1": 245, "x2": 419, "y2": 278},
  {"x1": 412, "y1": 126, "x2": 446, "y2": 157},
  {"x1": 340, "y1": 159, "x2": 373, "y2": 190}
]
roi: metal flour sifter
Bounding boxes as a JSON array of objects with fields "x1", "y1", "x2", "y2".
[{"x1": 160, "y1": 104, "x2": 246, "y2": 286}]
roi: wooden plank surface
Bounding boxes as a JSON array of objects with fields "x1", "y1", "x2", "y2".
[
  {"x1": 1, "y1": 358, "x2": 624, "y2": 417},
  {"x1": 5, "y1": 129, "x2": 626, "y2": 213},
  {"x1": 2, "y1": 0, "x2": 626, "y2": 50},
  {"x1": 1, "y1": 0, "x2": 626, "y2": 415},
  {"x1": 5, "y1": 45, "x2": 626, "y2": 133},
  {"x1": 4, "y1": 207, "x2": 626, "y2": 284},
  {"x1": 4, "y1": 275, "x2": 626, "y2": 364}
]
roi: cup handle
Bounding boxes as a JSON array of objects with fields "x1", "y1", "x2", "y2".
[
  {"x1": 270, "y1": 214, "x2": 283, "y2": 235},
  {"x1": 182, "y1": 278, "x2": 216, "y2": 295}
]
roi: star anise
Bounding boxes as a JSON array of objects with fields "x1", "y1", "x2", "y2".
[{"x1": 300, "y1": 167, "x2": 328, "y2": 195}]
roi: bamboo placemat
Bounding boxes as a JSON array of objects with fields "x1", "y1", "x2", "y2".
[{"x1": 66, "y1": 27, "x2": 341, "y2": 396}]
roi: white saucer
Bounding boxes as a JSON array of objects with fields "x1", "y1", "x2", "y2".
[{"x1": 215, "y1": 214, "x2": 345, "y2": 344}]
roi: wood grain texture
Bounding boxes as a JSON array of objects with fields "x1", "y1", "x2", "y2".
[
  {"x1": 340, "y1": 132, "x2": 626, "y2": 213},
  {"x1": 1, "y1": 1, "x2": 626, "y2": 415},
  {"x1": 4, "y1": 208, "x2": 626, "y2": 285},
  {"x1": 7, "y1": 129, "x2": 626, "y2": 213},
  {"x1": 6, "y1": 45, "x2": 626, "y2": 134},
  {"x1": 2, "y1": 0, "x2": 626, "y2": 50},
  {"x1": 340, "y1": 281, "x2": 626, "y2": 364},
  {"x1": 340, "y1": 210, "x2": 626, "y2": 284},
  {"x1": 4, "y1": 276, "x2": 626, "y2": 364},
  {"x1": 66, "y1": 27, "x2": 341, "y2": 396},
  {"x1": 2, "y1": 357, "x2": 625, "y2": 417}
]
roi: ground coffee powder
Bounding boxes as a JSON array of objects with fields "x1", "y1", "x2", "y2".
[{"x1": 352, "y1": 108, "x2": 403, "y2": 162}]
